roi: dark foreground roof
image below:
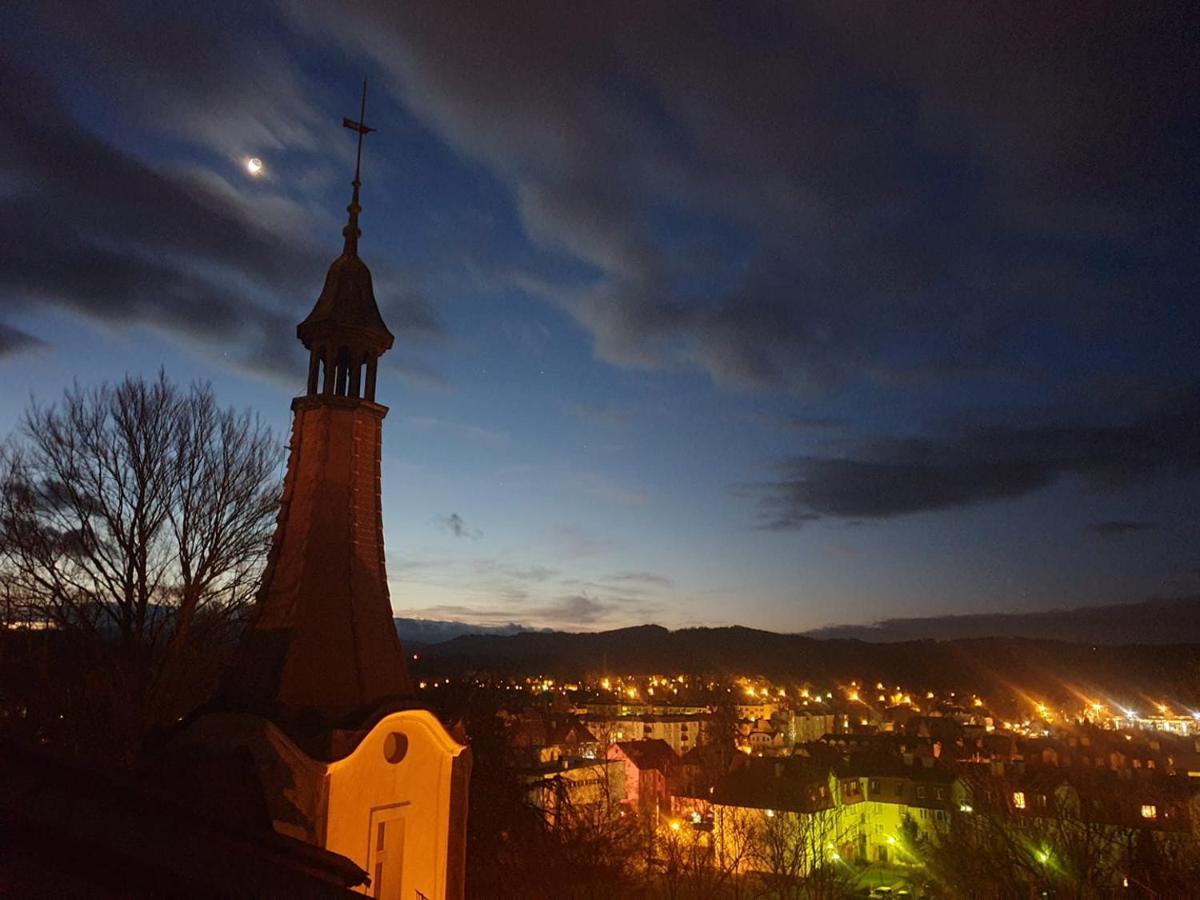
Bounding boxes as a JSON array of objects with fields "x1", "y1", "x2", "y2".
[{"x1": 0, "y1": 744, "x2": 366, "y2": 898}]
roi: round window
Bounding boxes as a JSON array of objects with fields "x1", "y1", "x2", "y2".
[{"x1": 383, "y1": 731, "x2": 409, "y2": 764}]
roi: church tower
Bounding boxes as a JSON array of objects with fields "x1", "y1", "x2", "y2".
[
  {"x1": 188, "y1": 84, "x2": 469, "y2": 900},
  {"x1": 223, "y1": 94, "x2": 412, "y2": 732}
]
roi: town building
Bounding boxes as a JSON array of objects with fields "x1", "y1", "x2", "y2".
[
  {"x1": 609, "y1": 738, "x2": 680, "y2": 820},
  {"x1": 584, "y1": 711, "x2": 713, "y2": 755}
]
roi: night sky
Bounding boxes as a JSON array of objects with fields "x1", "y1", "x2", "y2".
[{"x1": 2, "y1": 2, "x2": 1198, "y2": 633}]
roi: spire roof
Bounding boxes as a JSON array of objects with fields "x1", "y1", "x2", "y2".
[{"x1": 297, "y1": 80, "x2": 393, "y2": 354}]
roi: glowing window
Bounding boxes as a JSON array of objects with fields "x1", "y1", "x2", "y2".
[
  {"x1": 1141, "y1": 804, "x2": 1157, "y2": 820},
  {"x1": 1013, "y1": 791, "x2": 1026, "y2": 809}
]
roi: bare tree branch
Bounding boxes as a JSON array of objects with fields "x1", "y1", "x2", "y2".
[{"x1": 0, "y1": 373, "x2": 282, "y2": 761}]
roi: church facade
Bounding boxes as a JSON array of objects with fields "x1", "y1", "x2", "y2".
[{"x1": 181, "y1": 95, "x2": 469, "y2": 899}]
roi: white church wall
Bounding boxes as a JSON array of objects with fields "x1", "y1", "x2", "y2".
[{"x1": 325, "y1": 709, "x2": 466, "y2": 900}]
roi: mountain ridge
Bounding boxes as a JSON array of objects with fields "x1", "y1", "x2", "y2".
[{"x1": 396, "y1": 595, "x2": 1200, "y2": 648}]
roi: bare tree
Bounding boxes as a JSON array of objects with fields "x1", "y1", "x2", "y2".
[
  {"x1": 460, "y1": 708, "x2": 650, "y2": 899},
  {"x1": 752, "y1": 805, "x2": 857, "y2": 900},
  {"x1": 0, "y1": 373, "x2": 280, "y2": 761},
  {"x1": 710, "y1": 804, "x2": 759, "y2": 899},
  {"x1": 658, "y1": 802, "x2": 758, "y2": 900}
]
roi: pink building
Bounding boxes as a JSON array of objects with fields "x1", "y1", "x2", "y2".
[{"x1": 608, "y1": 739, "x2": 678, "y2": 819}]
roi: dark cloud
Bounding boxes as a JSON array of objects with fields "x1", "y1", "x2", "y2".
[
  {"x1": 529, "y1": 595, "x2": 618, "y2": 626},
  {"x1": 603, "y1": 571, "x2": 673, "y2": 589},
  {"x1": 470, "y1": 561, "x2": 557, "y2": 583},
  {"x1": 0, "y1": 324, "x2": 46, "y2": 358},
  {"x1": 1087, "y1": 521, "x2": 1155, "y2": 538},
  {"x1": 439, "y1": 513, "x2": 481, "y2": 540},
  {"x1": 391, "y1": 557, "x2": 560, "y2": 610},
  {"x1": 397, "y1": 605, "x2": 525, "y2": 628},
  {"x1": 403, "y1": 593, "x2": 651, "y2": 628},
  {"x1": 0, "y1": 21, "x2": 442, "y2": 384},
  {"x1": 750, "y1": 386, "x2": 1200, "y2": 526},
  {"x1": 292, "y1": 2, "x2": 1198, "y2": 392},
  {"x1": 379, "y1": 288, "x2": 445, "y2": 342},
  {"x1": 17, "y1": 1, "x2": 329, "y2": 155},
  {"x1": 0, "y1": 61, "x2": 318, "y2": 307},
  {"x1": 522, "y1": 592, "x2": 662, "y2": 627},
  {"x1": 7, "y1": 3, "x2": 1194, "y2": 406}
]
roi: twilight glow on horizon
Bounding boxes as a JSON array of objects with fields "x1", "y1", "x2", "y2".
[{"x1": 1, "y1": 3, "x2": 1197, "y2": 633}]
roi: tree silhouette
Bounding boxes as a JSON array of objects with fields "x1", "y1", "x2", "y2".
[{"x1": 0, "y1": 373, "x2": 280, "y2": 761}]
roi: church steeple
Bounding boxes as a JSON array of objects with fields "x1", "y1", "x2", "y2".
[
  {"x1": 190, "y1": 83, "x2": 468, "y2": 900},
  {"x1": 297, "y1": 80, "x2": 394, "y2": 402},
  {"x1": 222, "y1": 82, "x2": 413, "y2": 741}
]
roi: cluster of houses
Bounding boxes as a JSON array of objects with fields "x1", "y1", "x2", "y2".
[{"x1": 491, "y1": 697, "x2": 1200, "y2": 874}]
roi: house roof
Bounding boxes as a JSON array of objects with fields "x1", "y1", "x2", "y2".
[
  {"x1": 711, "y1": 757, "x2": 835, "y2": 813},
  {"x1": 615, "y1": 739, "x2": 678, "y2": 772}
]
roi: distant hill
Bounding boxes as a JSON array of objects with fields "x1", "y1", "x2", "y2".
[
  {"x1": 394, "y1": 617, "x2": 544, "y2": 647},
  {"x1": 415, "y1": 623, "x2": 1200, "y2": 705},
  {"x1": 804, "y1": 596, "x2": 1200, "y2": 644}
]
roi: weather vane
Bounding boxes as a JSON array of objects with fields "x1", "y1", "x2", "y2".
[{"x1": 340, "y1": 79, "x2": 376, "y2": 254}]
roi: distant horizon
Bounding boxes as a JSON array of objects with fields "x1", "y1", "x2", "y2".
[{"x1": 394, "y1": 593, "x2": 1200, "y2": 646}]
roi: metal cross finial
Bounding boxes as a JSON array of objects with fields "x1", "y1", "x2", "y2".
[
  {"x1": 343, "y1": 78, "x2": 375, "y2": 185},
  {"x1": 340, "y1": 79, "x2": 376, "y2": 255}
]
